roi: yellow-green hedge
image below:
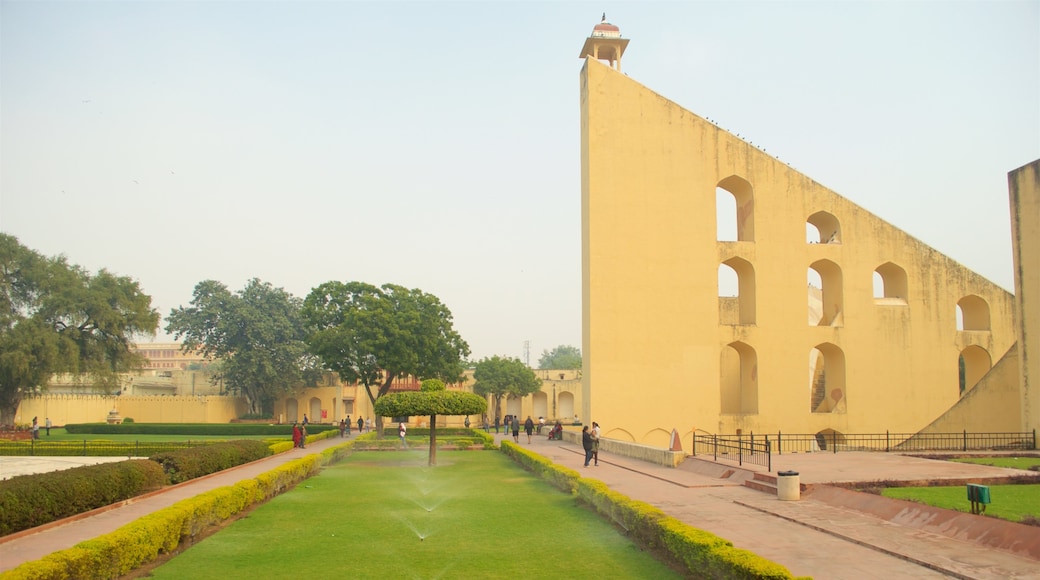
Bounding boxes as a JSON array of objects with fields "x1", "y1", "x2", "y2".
[
  {"x1": 1, "y1": 440, "x2": 358, "y2": 580},
  {"x1": 499, "y1": 441, "x2": 808, "y2": 580}
]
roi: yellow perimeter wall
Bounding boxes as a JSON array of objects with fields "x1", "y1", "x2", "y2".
[
  {"x1": 15, "y1": 395, "x2": 248, "y2": 426},
  {"x1": 580, "y1": 58, "x2": 1019, "y2": 447}
]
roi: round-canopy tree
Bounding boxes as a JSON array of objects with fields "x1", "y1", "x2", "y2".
[{"x1": 374, "y1": 379, "x2": 486, "y2": 466}]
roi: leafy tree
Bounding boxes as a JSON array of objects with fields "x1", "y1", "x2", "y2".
[
  {"x1": 374, "y1": 378, "x2": 486, "y2": 466},
  {"x1": 537, "y1": 344, "x2": 582, "y2": 370},
  {"x1": 0, "y1": 234, "x2": 159, "y2": 425},
  {"x1": 471, "y1": 355, "x2": 542, "y2": 422},
  {"x1": 166, "y1": 279, "x2": 319, "y2": 415},
  {"x1": 302, "y1": 281, "x2": 470, "y2": 435}
]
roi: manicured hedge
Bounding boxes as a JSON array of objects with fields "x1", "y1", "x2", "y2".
[
  {"x1": 150, "y1": 440, "x2": 271, "y2": 484},
  {"x1": 0, "y1": 460, "x2": 166, "y2": 536},
  {"x1": 499, "y1": 441, "x2": 807, "y2": 580},
  {"x1": 2, "y1": 440, "x2": 360, "y2": 580},
  {"x1": 64, "y1": 423, "x2": 336, "y2": 436}
]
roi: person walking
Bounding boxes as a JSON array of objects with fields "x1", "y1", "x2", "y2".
[
  {"x1": 464, "y1": 416, "x2": 471, "y2": 429},
  {"x1": 366, "y1": 417, "x2": 372, "y2": 433},
  {"x1": 45, "y1": 417, "x2": 52, "y2": 436},
  {"x1": 32, "y1": 417, "x2": 39, "y2": 440},
  {"x1": 339, "y1": 418, "x2": 346, "y2": 438},
  {"x1": 591, "y1": 421, "x2": 602, "y2": 466},
  {"x1": 299, "y1": 423, "x2": 307, "y2": 448},
  {"x1": 494, "y1": 416, "x2": 500, "y2": 434},
  {"x1": 398, "y1": 422, "x2": 408, "y2": 448},
  {"x1": 524, "y1": 416, "x2": 534, "y2": 443},
  {"x1": 482, "y1": 416, "x2": 490, "y2": 432},
  {"x1": 358, "y1": 416, "x2": 364, "y2": 434},
  {"x1": 345, "y1": 416, "x2": 352, "y2": 436},
  {"x1": 582, "y1": 425, "x2": 594, "y2": 467},
  {"x1": 511, "y1": 416, "x2": 520, "y2": 443},
  {"x1": 302, "y1": 414, "x2": 309, "y2": 426},
  {"x1": 292, "y1": 422, "x2": 301, "y2": 448}
]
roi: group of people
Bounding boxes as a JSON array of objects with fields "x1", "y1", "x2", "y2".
[
  {"x1": 499, "y1": 415, "x2": 538, "y2": 443},
  {"x1": 337, "y1": 416, "x2": 370, "y2": 437},
  {"x1": 291, "y1": 421, "x2": 307, "y2": 448},
  {"x1": 28, "y1": 417, "x2": 52, "y2": 438},
  {"x1": 581, "y1": 421, "x2": 601, "y2": 467}
]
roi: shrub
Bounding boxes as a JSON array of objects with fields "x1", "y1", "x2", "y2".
[
  {"x1": 121, "y1": 418, "x2": 134, "y2": 423},
  {"x1": 0, "y1": 460, "x2": 166, "y2": 536},
  {"x1": 150, "y1": 440, "x2": 271, "y2": 484}
]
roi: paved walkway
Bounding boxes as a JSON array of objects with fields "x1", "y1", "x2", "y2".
[{"x1": 2, "y1": 432, "x2": 1039, "y2": 579}]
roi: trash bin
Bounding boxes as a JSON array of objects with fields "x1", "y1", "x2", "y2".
[{"x1": 777, "y1": 470, "x2": 800, "y2": 501}]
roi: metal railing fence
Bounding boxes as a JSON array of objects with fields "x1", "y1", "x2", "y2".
[
  {"x1": 693, "y1": 433, "x2": 771, "y2": 471},
  {"x1": 0, "y1": 439, "x2": 210, "y2": 457},
  {"x1": 692, "y1": 430, "x2": 1035, "y2": 471}
]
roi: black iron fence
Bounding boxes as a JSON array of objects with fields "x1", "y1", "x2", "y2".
[
  {"x1": 693, "y1": 430, "x2": 1036, "y2": 471},
  {"x1": 766, "y1": 430, "x2": 1036, "y2": 454},
  {"x1": 0, "y1": 439, "x2": 210, "y2": 457},
  {"x1": 693, "y1": 433, "x2": 771, "y2": 471}
]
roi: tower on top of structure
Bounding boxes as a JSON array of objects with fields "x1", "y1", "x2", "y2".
[{"x1": 579, "y1": 14, "x2": 629, "y2": 72}]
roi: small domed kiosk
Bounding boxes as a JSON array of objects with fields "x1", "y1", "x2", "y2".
[{"x1": 579, "y1": 14, "x2": 630, "y2": 71}]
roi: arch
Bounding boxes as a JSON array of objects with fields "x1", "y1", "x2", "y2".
[
  {"x1": 718, "y1": 257, "x2": 756, "y2": 325},
  {"x1": 506, "y1": 396, "x2": 522, "y2": 419},
  {"x1": 959, "y1": 345, "x2": 991, "y2": 394},
  {"x1": 558, "y1": 391, "x2": 575, "y2": 421},
  {"x1": 285, "y1": 398, "x2": 299, "y2": 423},
  {"x1": 531, "y1": 391, "x2": 548, "y2": 420},
  {"x1": 716, "y1": 175, "x2": 755, "y2": 242},
  {"x1": 806, "y1": 211, "x2": 841, "y2": 244},
  {"x1": 720, "y1": 341, "x2": 758, "y2": 414},
  {"x1": 308, "y1": 397, "x2": 322, "y2": 423},
  {"x1": 957, "y1": 295, "x2": 990, "y2": 331},
  {"x1": 808, "y1": 259, "x2": 843, "y2": 326},
  {"x1": 814, "y1": 428, "x2": 847, "y2": 451},
  {"x1": 809, "y1": 343, "x2": 846, "y2": 413},
  {"x1": 873, "y1": 262, "x2": 908, "y2": 303}
]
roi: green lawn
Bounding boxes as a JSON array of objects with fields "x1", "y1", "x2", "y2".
[
  {"x1": 950, "y1": 456, "x2": 1040, "y2": 471},
  {"x1": 148, "y1": 450, "x2": 682, "y2": 579},
  {"x1": 882, "y1": 484, "x2": 1040, "y2": 523}
]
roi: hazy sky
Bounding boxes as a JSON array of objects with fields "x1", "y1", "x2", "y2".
[{"x1": 2, "y1": 1, "x2": 1037, "y2": 363}]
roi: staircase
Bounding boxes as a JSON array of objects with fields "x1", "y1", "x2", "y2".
[{"x1": 744, "y1": 472, "x2": 808, "y2": 496}]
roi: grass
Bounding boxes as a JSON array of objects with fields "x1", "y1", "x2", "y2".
[
  {"x1": 882, "y1": 484, "x2": 1040, "y2": 523},
  {"x1": 147, "y1": 450, "x2": 682, "y2": 579},
  {"x1": 950, "y1": 456, "x2": 1040, "y2": 471}
]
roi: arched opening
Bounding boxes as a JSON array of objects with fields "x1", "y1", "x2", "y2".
[
  {"x1": 532, "y1": 391, "x2": 548, "y2": 420},
  {"x1": 957, "y1": 295, "x2": 990, "y2": 331},
  {"x1": 558, "y1": 391, "x2": 575, "y2": 422},
  {"x1": 806, "y1": 211, "x2": 841, "y2": 244},
  {"x1": 874, "y1": 262, "x2": 908, "y2": 304},
  {"x1": 809, "y1": 343, "x2": 846, "y2": 413},
  {"x1": 814, "y1": 428, "x2": 847, "y2": 451},
  {"x1": 506, "y1": 396, "x2": 522, "y2": 420},
  {"x1": 285, "y1": 398, "x2": 299, "y2": 423},
  {"x1": 959, "y1": 345, "x2": 991, "y2": 394},
  {"x1": 719, "y1": 258, "x2": 756, "y2": 325},
  {"x1": 309, "y1": 397, "x2": 322, "y2": 423},
  {"x1": 808, "y1": 259, "x2": 843, "y2": 326},
  {"x1": 720, "y1": 341, "x2": 758, "y2": 414},
  {"x1": 716, "y1": 175, "x2": 755, "y2": 242}
]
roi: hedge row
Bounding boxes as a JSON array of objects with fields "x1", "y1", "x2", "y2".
[
  {"x1": 2, "y1": 439, "x2": 360, "y2": 580},
  {"x1": 150, "y1": 440, "x2": 271, "y2": 484},
  {"x1": 499, "y1": 441, "x2": 808, "y2": 580},
  {"x1": 0, "y1": 460, "x2": 166, "y2": 536},
  {"x1": 64, "y1": 423, "x2": 337, "y2": 436}
]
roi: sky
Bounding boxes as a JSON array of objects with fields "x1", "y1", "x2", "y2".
[{"x1": 1, "y1": 1, "x2": 1038, "y2": 363}]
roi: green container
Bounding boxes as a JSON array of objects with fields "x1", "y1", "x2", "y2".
[{"x1": 967, "y1": 483, "x2": 991, "y2": 504}]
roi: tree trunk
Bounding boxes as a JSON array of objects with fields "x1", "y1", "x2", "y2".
[
  {"x1": 0, "y1": 390, "x2": 23, "y2": 426},
  {"x1": 428, "y1": 414, "x2": 437, "y2": 466}
]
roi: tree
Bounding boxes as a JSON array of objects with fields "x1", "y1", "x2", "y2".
[
  {"x1": 0, "y1": 234, "x2": 159, "y2": 425},
  {"x1": 302, "y1": 282, "x2": 470, "y2": 435},
  {"x1": 471, "y1": 355, "x2": 542, "y2": 422},
  {"x1": 374, "y1": 378, "x2": 486, "y2": 466},
  {"x1": 166, "y1": 279, "x2": 319, "y2": 415},
  {"x1": 538, "y1": 344, "x2": 582, "y2": 370}
]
